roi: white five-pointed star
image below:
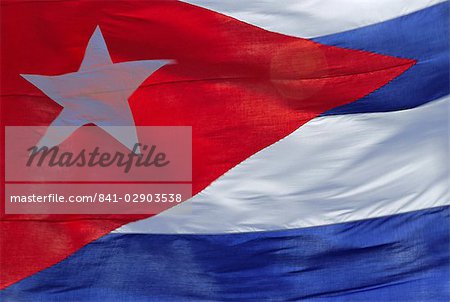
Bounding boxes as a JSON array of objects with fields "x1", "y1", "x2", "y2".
[{"x1": 21, "y1": 26, "x2": 173, "y2": 151}]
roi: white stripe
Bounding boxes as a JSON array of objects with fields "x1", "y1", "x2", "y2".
[
  {"x1": 182, "y1": 0, "x2": 444, "y2": 38},
  {"x1": 116, "y1": 97, "x2": 449, "y2": 234}
]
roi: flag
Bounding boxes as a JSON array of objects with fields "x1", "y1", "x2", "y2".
[{"x1": 1, "y1": 0, "x2": 448, "y2": 301}]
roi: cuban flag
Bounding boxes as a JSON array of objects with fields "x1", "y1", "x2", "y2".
[{"x1": 1, "y1": 0, "x2": 449, "y2": 301}]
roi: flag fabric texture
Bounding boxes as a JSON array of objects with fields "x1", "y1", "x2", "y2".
[{"x1": 0, "y1": 0, "x2": 449, "y2": 301}]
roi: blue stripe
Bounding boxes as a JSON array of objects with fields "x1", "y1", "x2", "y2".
[
  {"x1": 315, "y1": 2, "x2": 449, "y2": 115},
  {"x1": 2, "y1": 206, "x2": 449, "y2": 301}
]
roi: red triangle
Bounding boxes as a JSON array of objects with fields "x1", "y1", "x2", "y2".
[{"x1": 0, "y1": 0, "x2": 414, "y2": 288}]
